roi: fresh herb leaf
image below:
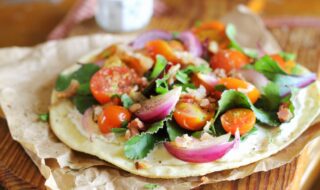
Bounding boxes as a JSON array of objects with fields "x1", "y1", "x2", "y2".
[
  {"x1": 166, "y1": 120, "x2": 186, "y2": 141},
  {"x1": 191, "y1": 131, "x2": 203, "y2": 138},
  {"x1": 176, "y1": 71, "x2": 190, "y2": 84},
  {"x1": 279, "y1": 51, "x2": 296, "y2": 61},
  {"x1": 147, "y1": 120, "x2": 166, "y2": 134},
  {"x1": 256, "y1": 82, "x2": 281, "y2": 111},
  {"x1": 76, "y1": 82, "x2": 91, "y2": 95},
  {"x1": 38, "y1": 113, "x2": 49, "y2": 122},
  {"x1": 144, "y1": 183, "x2": 159, "y2": 190},
  {"x1": 181, "y1": 64, "x2": 212, "y2": 75},
  {"x1": 55, "y1": 64, "x2": 100, "y2": 91},
  {"x1": 111, "y1": 128, "x2": 127, "y2": 134},
  {"x1": 72, "y1": 95, "x2": 98, "y2": 114},
  {"x1": 212, "y1": 90, "x2": 280, "y2": 129},
  {"x1": 149, "y1": 55, "x2": 167, "y2": 80},
  {"x1": 172, "y1": 31, "x2": 180, "y2": 39},
  {"x1": 253, "y1": 55, "x2": 287, "y2": 79},
  {"x1": 155, "y1": 75, "x2": 169, "y2": 94},
  {"x1": 214, "y1": 84, "x2": 227, "y2": 92},
  {"x1": 124, "y1": 133, "x2": 158, "y2": 159},
  {"x1": 121, "y1": 94, "x2": 134, "y2": 108}
]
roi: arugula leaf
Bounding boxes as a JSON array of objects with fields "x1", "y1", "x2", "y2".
[
  {"x1": 166, "y1": 120, "x2": 185, "y2": 141},
  {"x1": 279, "y1": 51, "x2": 296, "y2": 61},
  {"x1": 124, "y1": 134, "x2": 158, "y2": 159},
  {"x1": 149, "y1": 55, "x2": 167, "y2": 80},
  {"x1": 76, "y1": 82, "x2": 91, "y2": 95},
  {"x1": 121, "y1": 94, "x2": 134, "y2": 108},
  {"x1": 55, "y1": 64, "x2": 100, "y2": 91},
  {"x1": 38, "y1": 113, "x2": 49, "y2": 122},
  {"x1": 72, "y1": 95, "x2": 98, "y2": 114},
  {"x1": 212, "y1": 90, "x2": 280, "y2": 128},
  {"x1": 155, "y1": 75, "x2": 169, "y2": 94},
  {"x1": 254, "y1": 55, "x2": 287, "y2": 79},
  {"x1": 256, "y1": 82, "x2": 281, "y2": 111},
  {"x1": 144, "y1": 184, "x2": 159, "y2": 190}
]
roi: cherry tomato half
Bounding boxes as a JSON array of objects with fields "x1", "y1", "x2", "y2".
[
  {"x1": 90, "y1": 66, "x2": 140, "y2": 104},
  {"x1": 145, "y1": 40, "x2": 180, "y2": 64},
  {"x1": 210, "y1": 50, "x2": 250, "y2": 73},
  {"x1": 270, "y1": 54, "x2": 296, "y2": 74},
  {"x1": 98, "y1": 105, "x2": 131, "y2": 134},
  {"x1": 173, "y1": 102, "x2": 213, "y2": 131},
  {"x1": 218, "y1": 77, "x2": 260, "y2": 103},
  {"x1": 221, "y1": 108, "x2": 256, "y2": 135},
  {"x1": 192, "y1": 21, "x2": 228, "y2": 45}
]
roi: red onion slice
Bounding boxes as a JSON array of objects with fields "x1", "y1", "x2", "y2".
[
  {"x1": 135, "y1": 87, "x2": 182, "y2": 122},
  {"x1": 178, "y1": 31, "x2": 203, "y2": 57},
  {"x1": 196, "y1": 73, "x2": 219, "y2": 88},
  {"x1": 131, "y1": 30, "x2": 173, "y2": 50},
  {"x1": 237, "y1": 69, "x2": 270, "y2": 91},
  {"x1": 278, "y1": 73, "x2": 317, "y2": 97},
  {"x1": 82, "y1": 107, "x2": 99, "y2": 142},
  {"x1": 164, "y1": 130, "x2": 240, "y2": 163}
]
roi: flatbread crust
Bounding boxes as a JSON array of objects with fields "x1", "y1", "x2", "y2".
[{"x1": 49, "y1": 57, "x2": 320, "y2": 179}]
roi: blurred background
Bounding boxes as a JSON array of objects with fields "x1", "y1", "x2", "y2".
[{"x1": 0, "y1": 0, "x2": 319, "y2": 190}]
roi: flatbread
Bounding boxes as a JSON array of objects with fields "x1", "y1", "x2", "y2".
[{"x1": 49, "y1": 53, "x2": 320, "y2": 179}]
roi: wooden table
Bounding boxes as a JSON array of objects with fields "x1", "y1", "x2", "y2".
[{"x1": 1, "y1": 0, "x2": 320, "y2": 189}]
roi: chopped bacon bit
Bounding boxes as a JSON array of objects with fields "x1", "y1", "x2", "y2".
[
  {"x1": 135, "y1": 161, "x2": 148, "y2": 169},
  {"x1": 277, "y1": 103, "x2": 293, "y2": 122},
  {"x1": 200, "y1": 176, "x2": 209, "y2": 183},
  {"x1": 129, "y1": 103, "x2": 141, "y2": 113},
  {"x1": 56, "y1": 79, "x2": 79, "y2": 99},
  {"x1": 128, "y1": 118, "x2": 145, "y2": 131},
  {"x1": 93, "y1": 106, "x2": 103, "y2": 122},
  {"x1": 125, "y1": 129, "x2": 131, "y2": 140}
]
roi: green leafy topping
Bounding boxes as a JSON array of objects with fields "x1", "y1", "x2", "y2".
[
  {"x1": 38, "y1": 113, "x2": 49, "y2": 122},
  {"x1": 176, "y1": 71, "x2": 190, "y2": 84},
  {"x1": 55, "y1": 64, "x2": 100, "y2": 91},
  {"x1": 181, "y1": 64, "x2": 212, "y2": 75},
  {"x1": 146, "y1": 120, "x2": 166, "y2": 134},
  {"x1": 166, "y1": 120, "x2": 186, "y2": 141},
  {"x1": 212, "y1": 90, "x2": 280, "y2": 129},
  {"x1": 256, "y1": 82, "x2": 281, "y2": 111},
  {"x1": 253, "y1": 55, "x2": 287, "y2": 79},
  {"x1": 149, "y1": 55, "x2": 167, "y2": 80},
  {"x1": 172, "y1": 31, "x2": 180, "y2": 39},
  {"x1": 191, "y1": 131, "x2": 203, "y2": 138},
  {"x1": 76, "y1": 83, "x2": 91, "y2": 95},
  {"x1": 155, "y1": 75, "x2": 169, "y2": 94},
  {"x1": 72, "y1": 95, "x2": 98, "y2": 114},
  {"x1": 121, "y1": 94, "x2": 134, "y2": 108},
  {"x1": 279, "y1": 51, "x2": 296, "y2": 61},
  {"x1": 225, "y1": 24, "x2": 243, "y2": 52},
  {"x1": 124, "y1": 134, "x2": 158, "y2": 160},
  {"x1": 144, "y1": 183, "x2": 159, "y2": 190},
  {"x1": 111, "y1": 128, "x2": 127, "y2": 135}
]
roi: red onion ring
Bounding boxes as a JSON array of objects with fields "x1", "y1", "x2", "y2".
[
  {"x1": 178, "y1": 31, "x2": 203, "y2": 57},
  {"x1": 131, "y1": 30, "x2": 173, "y2": 50},
  {"x1": 164, "y1": 130, "x2": 240, "y2": 163},
  {"x1": 135, "y1": 87, "x2": 182, "y2": 122},
  {"x1": 279, "y1": 73, "x2": 317, "y2": 97}
]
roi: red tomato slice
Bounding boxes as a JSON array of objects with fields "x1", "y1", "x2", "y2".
[
  {"x1": 90, "y1": 66, "x2": 140, "y2": 104},
  {"x1": 218, "y1": 77, "x2": 260, "y2": 103},
  {"x1": 221, "y1": 108, "x2": 256, "y2": 135},
  {"x1": 173, "y1": 102, "x2": 213, "y2": 131},
  {"x1": 98, "y1": 105, "x2": 131, "y2": 133},
  {"x1": 210, "y1": 50, "x2": 250, "y2": 73}
]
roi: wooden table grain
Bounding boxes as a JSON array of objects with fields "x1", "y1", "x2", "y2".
[{"x1": 1, "y1": 0, "x2": 320, "y2": 189}]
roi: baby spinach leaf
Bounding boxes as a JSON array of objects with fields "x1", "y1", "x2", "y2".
[
  {"x1": 76, "y1": 82, "x2": 91, "y2": 95},
  {"x1": 279, "y1": 51, "x2": 296, "y2": 61},
  {"x1": 226, "y1": 24, "x2": 243, "y2": 52},
  {"x1": 72, "y1": 95, "x2": 98, "y2": 114},
  {"x1": 55, "y1": 64, "x2": 100, "y2": 91},
  {"x1": 255, "y1": 82, "x2": 281, "y2": 111},
  {"x1": 253, "y1": 55, "x2": 287, "y2": 79},
  {"x1": 212, "y1": 90, "x2": 280, "y2": 129},
  {"x1": 166, "y1": 120, "x2": 186, "y2": 141}
]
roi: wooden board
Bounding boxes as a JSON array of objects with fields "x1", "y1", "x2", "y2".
[{"x1": 1, "y1": 0, "x2": 320, "y2": 189}]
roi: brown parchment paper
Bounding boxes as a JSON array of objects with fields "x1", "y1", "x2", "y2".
[{"x1": 0, "y1": 5, "x2": 319, "y2": 190}]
